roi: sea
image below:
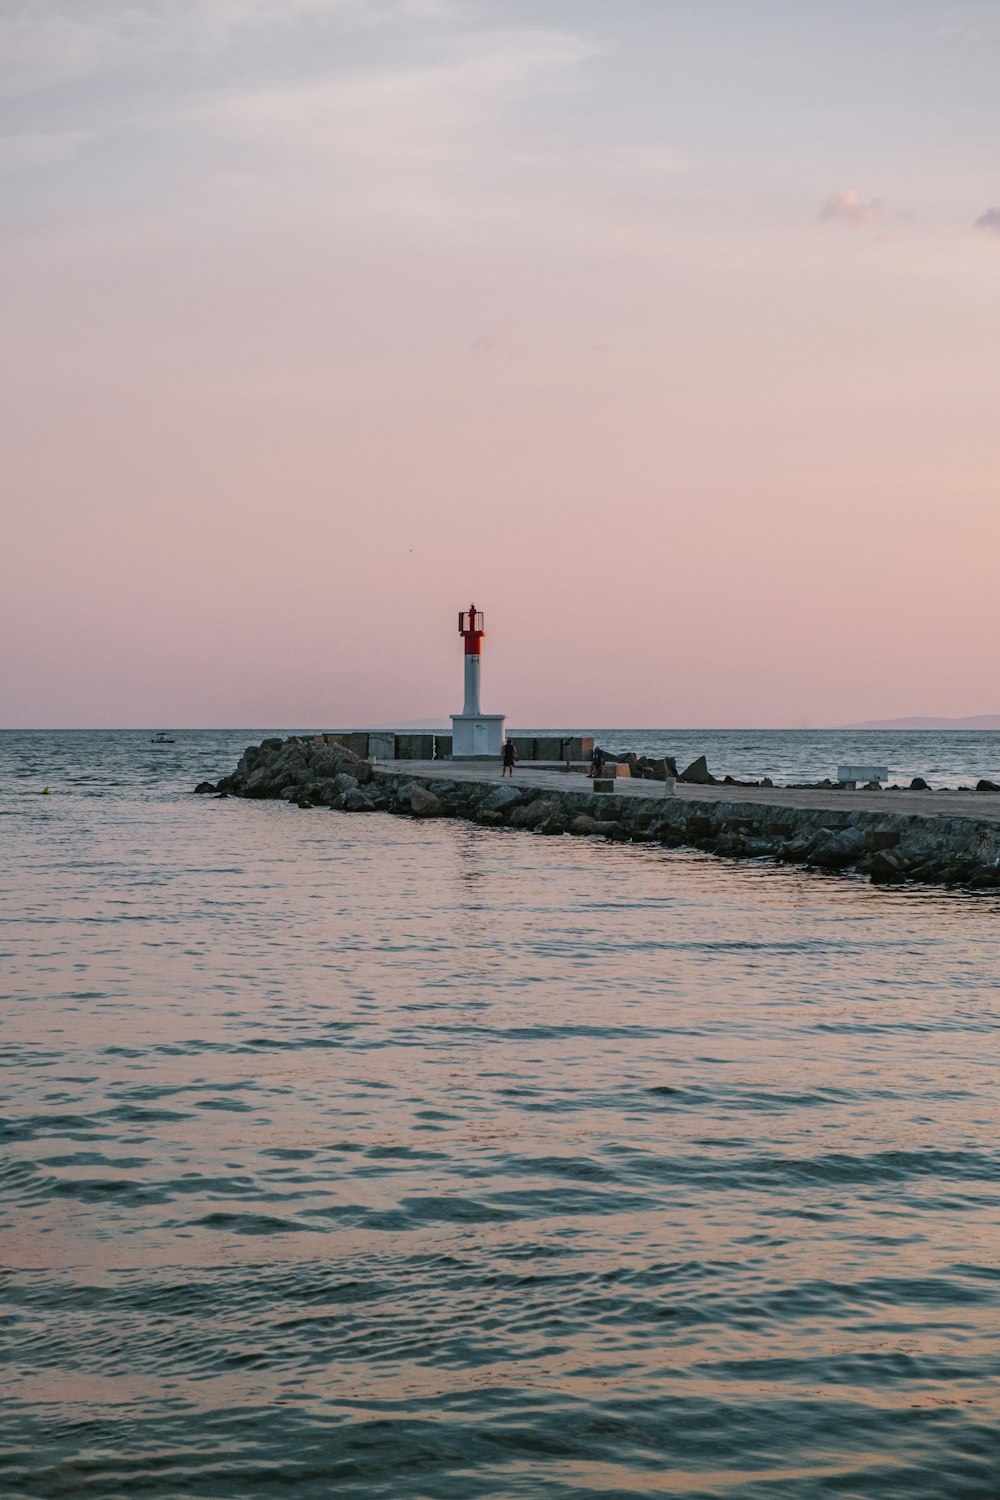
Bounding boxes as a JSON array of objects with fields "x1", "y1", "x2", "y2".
[{"x1": 3, "y1": 728, "x2": 999, "y2": 1499}]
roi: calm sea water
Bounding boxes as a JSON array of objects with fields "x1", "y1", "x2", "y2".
[{"x1": 3, "y1": 731, "x2": 999, "y2": 1498}]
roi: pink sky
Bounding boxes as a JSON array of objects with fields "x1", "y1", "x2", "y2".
[{"x1": 3, "y1": 1, "x2": 999, "y2": 727}]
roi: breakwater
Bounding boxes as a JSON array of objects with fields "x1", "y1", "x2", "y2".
[{"x1": 203, "y1": 736, "x2": 1000, "y2": 889}]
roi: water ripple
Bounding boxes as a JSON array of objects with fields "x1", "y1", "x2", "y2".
[{"x1": 2, "y1": 730, "x2": 999, "y2": 1496}]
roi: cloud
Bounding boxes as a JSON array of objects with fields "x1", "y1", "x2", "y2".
[
  {"x1": 0, "y1": 1, "x2": 428, "y2": 95},
  {"x1": 974, "y1": 207, "x2": 1000, "y2": 233},
  {"x1": 820, "y1": 189, "x2": 887, "y2": 229},
  {"x1": 194, "y1": 28, "x2": 596, "y2": 226}
]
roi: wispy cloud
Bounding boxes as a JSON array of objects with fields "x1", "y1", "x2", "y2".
[
  {"x1": 193, "y1": 29, "x2": 597, "y2": 235},
  {"x1": 820, "y1": 189, "x2": 888, "y2": 229},
  {"x1": 0, "y1": 0, "x2": 436, "y2": 95},
  {"x1": 974, "y1": 206, "x2": 1000, "y2": 234}
]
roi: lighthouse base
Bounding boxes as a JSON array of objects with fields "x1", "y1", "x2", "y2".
[{"x1": 450, "y1": 714, "x2": 506, "y2": 760}]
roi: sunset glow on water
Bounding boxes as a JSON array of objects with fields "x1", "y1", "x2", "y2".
[{"x1": 3, "y1": 733, "x2": 999, "y2": 1496}]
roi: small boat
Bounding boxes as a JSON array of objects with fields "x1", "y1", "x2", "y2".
[{"x1": 151, "y1": 732, "x2": 175, "y2": 744}]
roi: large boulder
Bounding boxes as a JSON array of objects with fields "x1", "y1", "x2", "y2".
[
  {"x1": 310, "y1": 750, "x2": 343, "y2": 779},
  {"x1": 343, "y1": 787, "x2": 378, "y2": 812},
  {"x1": 408, "y1": 786, "x2": 442, "y2": 818},
  {"x1": 976, "y1": 779, "x2": 1000, "y2": 792},
  {"x1": 509, "y1": 797, "x2": 558, "y2": 829},
  {"x1": 479, "y1": 785, "x2": 523, "y2": 814},
  {"x1": 807, "y1": 827, "x2": 867, "y2": 869},
  {"x1": 570, "y1": 814, "x2": 609, "y2": 835},
  {"x1": 244, "y1": 766, "x2": 277, "y2": 798},
  {"x1": 679, "y1": 756, "x2": 717, "y2": 785}
]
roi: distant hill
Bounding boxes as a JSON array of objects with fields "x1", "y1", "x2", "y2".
[{"x1": 843, "y1": 715, "x2": 1000, "y2": 731}]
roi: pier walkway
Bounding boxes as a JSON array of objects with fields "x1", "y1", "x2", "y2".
[{"x1": 375, "y1": 761, "x2": 1000, "y2": 825}]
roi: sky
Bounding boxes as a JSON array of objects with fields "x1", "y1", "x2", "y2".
[{"x1": 2, "y1": 0, "x2": 999, "y2": 728}]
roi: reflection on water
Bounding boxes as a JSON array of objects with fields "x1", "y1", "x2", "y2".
[{"x1": 1, "y1": 732, "x2": 999, "y2": 1497}]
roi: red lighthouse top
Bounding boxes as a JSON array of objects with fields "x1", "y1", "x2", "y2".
[{"x1": 458, "y1": 602, "x2": 485, "y2": 656}]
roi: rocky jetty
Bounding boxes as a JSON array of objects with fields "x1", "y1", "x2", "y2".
[{"x1": 199, "y1": 736, "x2": 1000, "y2": 890}]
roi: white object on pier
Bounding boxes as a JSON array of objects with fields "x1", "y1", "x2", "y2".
[{"x1": 837, "y1": 764, "x2": 889, "y2": 787}]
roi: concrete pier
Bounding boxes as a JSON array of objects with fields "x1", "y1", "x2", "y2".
[
  {"x1": 377, "y1": 760, "x2": 1000, "y2": 824},
  {"x1": 205, "y1": 737, "x2": 1000, "y2": 889}
]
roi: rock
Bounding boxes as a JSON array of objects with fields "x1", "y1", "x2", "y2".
[
  {"x1": 865, "y1": 829, "x2": 900, "y2": 852},
  {"x1": 780, "y1": 837, "x2": 812, "y2": 863},
  {"x1": 679, "y1": 756, "x2": 717, "y2": 785},
  {"x1": 509, "y1": 797, "x2": 558, "y2": 829},
  {"x1": 479, "y1": 785, "x2": 522, "y2": 814},
  {"x1": 244, "y1": 767, "x2": 276, "y2": 798},
  {"x1": 408, "y1": 786, "x2": 442, "y2": 818},
  {"x1": 684, "y1": 814, "x2": 714, "y2": 840},
  {"x1": 807, "y1": 828, "x2": 867, "y2": 869},
  {"x1": 976, "y1": 779, "x2": 1000, "y2": 792},
  {"x1": 869, "y1": 850, "x2": 908, "y2": 884},
  {"x1": 476, "y1": 810, "x2": 505, "y2": 826},
  {"x1": 761, "y1": 776, "x2": 774, "y2": 788},
  {"x1": 593, "y1": 801, "x2": 623, "y2": 821},
  {"x1": 333, "y1": 772, "x2": 359, "y2": 795},
  {"x1": 343, "y1": 788, "x2": 377, "y2": 812},
  {"x1": 643, "y1": 816, "x2": 683, "y2": 845},
  {"x1": 194, "y1": 781, "x2": 216, "y2": 794},
  {"x1": 910, "y1": 777, "x2": 930, "y2": 791},
  {"x1": 310, "y1": 751, "x2": 342, "y2": 779},
  {"x1": 569, "y1": 815, "x2": 607, "y2": 835}
]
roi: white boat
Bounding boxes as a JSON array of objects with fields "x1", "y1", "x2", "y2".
[{"x1": 151, "y1": 732, "x2": 175, "y2": 744}]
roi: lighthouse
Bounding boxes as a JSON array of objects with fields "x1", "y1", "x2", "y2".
[{"x1": 451, "y1": 602, "x2": 506, "y2": 759}]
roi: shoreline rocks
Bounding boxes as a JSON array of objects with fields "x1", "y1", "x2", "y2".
[{"x1": 199, "y1": 736, "x2": 1000, "y2": 891}]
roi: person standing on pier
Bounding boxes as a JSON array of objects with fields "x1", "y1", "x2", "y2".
[{"x1": 501, "y1": 739, "x2": 518, "y2": 777}]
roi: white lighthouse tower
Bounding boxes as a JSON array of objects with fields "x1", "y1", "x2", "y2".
[{"x1": 451, "y1": 602, "x2": 506, "y2": 759}]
